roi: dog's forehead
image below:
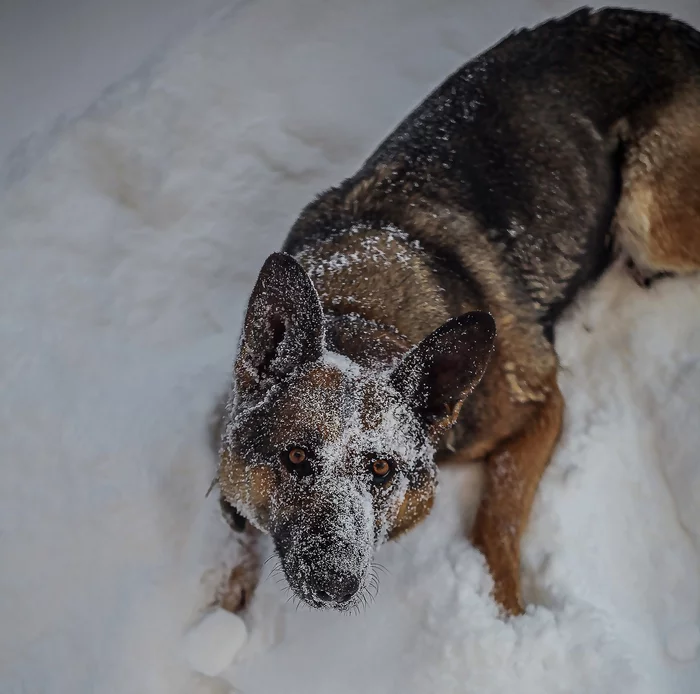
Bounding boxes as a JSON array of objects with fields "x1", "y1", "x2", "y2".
[
  {"x1": 271, "y1": 354, "x2": 405, "y2": 445},
  {"x1": 272, "y1": 362, "x2": 347, "y2": 441}
]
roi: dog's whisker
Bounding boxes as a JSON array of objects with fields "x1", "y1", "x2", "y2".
[
  {"x1": 372, "y1": 562, "x2": 391, "y2": 576},
  {"x1": 265, "y1": 561, "x2": 284, "y2": 583}
]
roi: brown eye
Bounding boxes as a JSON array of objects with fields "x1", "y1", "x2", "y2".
[
  {"x1": 288, "y1": 447, "x2": 306, "y2": 465},
  {"x1": 371, "y1": 459, "x2": 393, "y2": 483},
  {"x1": 282, "y1": 447, "x2": 313, "y2": 477}
]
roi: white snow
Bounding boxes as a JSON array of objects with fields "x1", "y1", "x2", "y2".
[
  {"x1": 2, "y1": 1, "x2": 700, "y2": 693},
  {"x1": 665, "y1": 623, "x2": 700, "y2": 663},
  {"x1": 182, "y1": 608, "x2": 248, "y2": 677}
]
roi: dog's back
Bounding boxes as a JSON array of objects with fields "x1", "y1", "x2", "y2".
[{"x1": 284, "y1": 7, "x2": 700, "y2": 336}]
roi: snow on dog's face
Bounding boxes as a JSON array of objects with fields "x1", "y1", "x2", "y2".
[{"x1": 219, "y1": 253, "x2": 495, "y2": 611}]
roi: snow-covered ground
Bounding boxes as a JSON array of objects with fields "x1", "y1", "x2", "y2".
[
  {"x1": 2, "y1": 1, "x2": 700, "y2": 693},
  {"x1": 0, "y1": 0, "x2": 226, "y2": 187}
]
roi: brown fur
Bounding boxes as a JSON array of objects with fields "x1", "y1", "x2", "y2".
[
  {"x1": 470, "y1": 375, "x2": 563, "y2": 615},
  {"x1": 616, "y1": 87, "x2": 700, "y2": 275},
  {"x1": 388, "y1": 483, "x2": 437, "y2": 540},
  {"x1": 217, "y1": 527, "x2": 262, "y2": 613}
]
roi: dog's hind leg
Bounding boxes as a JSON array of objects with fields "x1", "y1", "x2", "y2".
[
  {"x1": 469, "y1": 376, "x2": 564, "y2": 616},
  {"x1": 616, "y1": 86, "x2": 700, "y2": 282}
]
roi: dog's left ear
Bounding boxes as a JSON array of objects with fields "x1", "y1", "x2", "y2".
[
  {"x1": 390, "y1": 311, "x2": 496, "y2": 433},
  {"x1": 235, "y1": 252, "x2": 324, "y2": 396}
]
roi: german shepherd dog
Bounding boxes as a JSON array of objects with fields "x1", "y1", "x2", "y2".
[{"x1": 213, "y1": 7, "x2": 700, "y2": 616}]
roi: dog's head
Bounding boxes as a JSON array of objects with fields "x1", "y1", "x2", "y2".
[{"x1": 219, "y1": 252, "x2": 495, "y2": 610}]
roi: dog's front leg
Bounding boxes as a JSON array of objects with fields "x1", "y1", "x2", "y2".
[
  {"x1": 470, "y1": 380, "x2": 564, "y2": 616},
  {"x1": 216, "y1": 497, "x2": 262, "y2": 614}
]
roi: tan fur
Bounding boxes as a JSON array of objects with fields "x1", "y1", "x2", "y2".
[
  {"x1": 219, "y1": 451, "x2": 277, "y2": 529},
  {"x1": 389, "y1": 484, "x2": 436, "y2": 539},
  {"x1": 217, "y1": 526, "x2": 262, "y2": 613},
  {"x1": 470, "y1": 376, "x2": 564, "y2": 615},
  {"x1": 616, "y1": 85, "x2": 700, "y2": 275},
  {"x1": 296, "y1": 227, "x2": 453, "y2": 344}
]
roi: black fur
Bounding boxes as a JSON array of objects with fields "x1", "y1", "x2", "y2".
[{"x1": 283, "y1": 7, "x2": 700, "y2": 339}]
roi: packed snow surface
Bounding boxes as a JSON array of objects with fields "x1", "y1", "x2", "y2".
[{"x1": 2, "y1": 1, "x2": 700, "y2": 693}]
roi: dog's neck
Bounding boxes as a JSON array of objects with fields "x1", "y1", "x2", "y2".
[
  {"x1": 293, "y1": 225, "x2": 468, "y2": 348},
  {"x1": 323, "y1": 312, "x2": 411, "y2": 368}
]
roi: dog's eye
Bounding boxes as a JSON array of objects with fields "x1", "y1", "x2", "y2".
[
  {"x1": 370, "y1": 459, "x2": 394, "y2": 484},
  {"x1": 288, "y1": 447, "x2": 306, "y2": 465},
  {"x1": 282, "y1": 447, "x2": 313, "y2": 476}
]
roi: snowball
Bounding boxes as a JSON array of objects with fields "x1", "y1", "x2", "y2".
[
  {"x1": 665, "y1": 622, "x2": 700, "y2": 662},
  {"x1": 181, "y1": 608, "x2": 248, "y2": 677}
]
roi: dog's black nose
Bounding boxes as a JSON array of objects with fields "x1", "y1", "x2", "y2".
[{"x1": 312, "y1": 573, "x2": 360, "y2": 604}]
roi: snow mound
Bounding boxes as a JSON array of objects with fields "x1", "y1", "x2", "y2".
[
  {"x1": 1, "y1": 1, "x2": 700, "y2": 693},
  {"x1": 182, "y1": 608, "x2": 248, "y2": 677}
]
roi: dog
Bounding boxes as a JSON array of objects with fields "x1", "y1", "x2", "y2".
[{"x1": 213, "y1": 7, "x2": 700, "y2": 617}]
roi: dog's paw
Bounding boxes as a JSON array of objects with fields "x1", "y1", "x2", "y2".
[
  {"x1": 215, "y1": 527, "x2": 262, "y2": 614},
  {"x1": 218, "y1": 560, "x2": 260, "y2": 613}
]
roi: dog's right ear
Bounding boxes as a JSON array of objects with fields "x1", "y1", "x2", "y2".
[
  {"x1": 390, "y1": 311, "x2": 496, "y2": 434},
  {"x1": 235, "y1": 252, "x2": 324, "y2": 395}
]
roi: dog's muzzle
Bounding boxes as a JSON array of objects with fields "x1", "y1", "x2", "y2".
[{"x1": 273, "y1": 482, "x2": 373, "y2": 609}]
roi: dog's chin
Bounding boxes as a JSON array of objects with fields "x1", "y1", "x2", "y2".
[
  {"x1": 292, "y1": 587, "x2": 363, "y2": 612},
  {"x1": 296, "y1": 588, "x2": 362, "y2": 612}
]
